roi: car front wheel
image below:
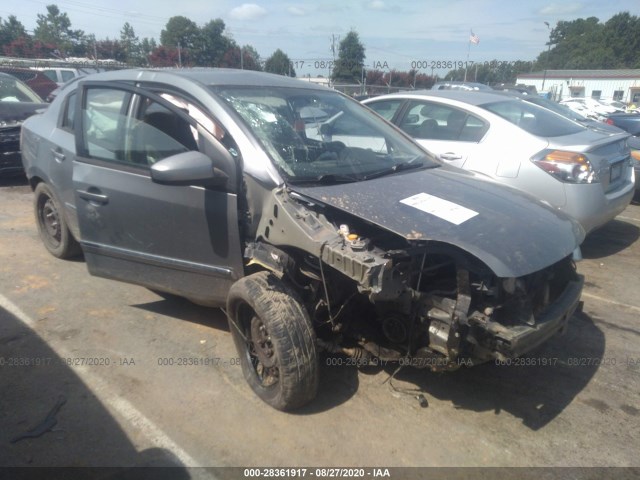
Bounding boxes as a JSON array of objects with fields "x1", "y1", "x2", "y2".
[{"x1": 226, "y1": 271, "x2": 318, "y2": 411}]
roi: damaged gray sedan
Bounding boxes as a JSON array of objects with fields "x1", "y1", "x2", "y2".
[{"x1": 21, "y1": 69, "x2": 584, "y2": 410}]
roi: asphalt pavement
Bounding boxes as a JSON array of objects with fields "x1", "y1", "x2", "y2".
[{"x1": 1, "y1": 177, "x2": 639, "y2": 475}]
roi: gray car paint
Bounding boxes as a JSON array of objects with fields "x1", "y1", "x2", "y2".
[
  {"x1": 22, "y1": 68, "x2": 583, "y2": 294},
  {"x1": 293, "y1": 166, "x2": 584, "y2": 279}
]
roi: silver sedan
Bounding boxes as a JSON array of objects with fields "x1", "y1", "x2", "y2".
[{"x1": 364, "y1": 90, "x2": 635, "y2": 233}]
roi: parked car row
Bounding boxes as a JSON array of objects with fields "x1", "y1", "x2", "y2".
[
  {"x1": 20, "y1": 68, "x2": 586, "y2": 411},
  {"x1": 0, "y1": 72, "x2": 48, "y2": 177}
]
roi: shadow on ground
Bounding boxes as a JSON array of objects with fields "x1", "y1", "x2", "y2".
[
  {"x1": 371, "y1": 311, "x2": 603, "y2": 430},
  {"x1": 0, "y1": 305, "x2": 192, "y2": 475},
  {"x1": 581, "y1": 219, "x2": 639, "y2": 259},
  {"x1": 0, "y1": 175, "x2": 29, "y2": 188},
  {"x1": 131, "y1": 296, "x2": 601, "y2": 423},
  {"x1": 132, "y1": 296, "x2": 359, "y2": 413}
]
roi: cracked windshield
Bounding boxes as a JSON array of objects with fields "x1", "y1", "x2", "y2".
[{"x1": 216, "y1": 87, "x2": 435, "y2": 182}]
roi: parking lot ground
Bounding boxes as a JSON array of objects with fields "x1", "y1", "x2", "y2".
[{"x1": 1, "y1": 177, "x2": 639, "y2": 472}]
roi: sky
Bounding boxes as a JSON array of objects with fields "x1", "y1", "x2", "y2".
[{"x1": 3, "y1": 0, "x2": 638, "y2": 76}]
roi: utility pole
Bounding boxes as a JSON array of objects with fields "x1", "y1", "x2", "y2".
[{"x1": 541, "y1": 22, "x2": 551, "y2": 91}]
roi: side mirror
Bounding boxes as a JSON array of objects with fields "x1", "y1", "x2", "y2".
[{"x1": 150, "y1": 151, "x2": 229, "y2": 187}]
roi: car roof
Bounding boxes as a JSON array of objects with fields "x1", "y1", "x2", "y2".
[
  {"x1": 367, "y1": 89, "x2": 516, "y2": 106},
  {"x1": 78, "y1": 68, "x2": 330, "y2": 91}
]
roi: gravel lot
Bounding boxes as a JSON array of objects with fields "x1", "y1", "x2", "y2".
[{"x1": 1, "y1": 177, "x2": 639, "y2": 476}]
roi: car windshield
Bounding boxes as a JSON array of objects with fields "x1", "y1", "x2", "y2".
[
  {"x1": 0, "y1": 75, "x2": 42, "y2": 103},
  {"x1": 480, "y1": 99, "x2": 584, "y2": 137},
  {"x1": 213, "y1": 86, "x2": 437, "y2": 182}
]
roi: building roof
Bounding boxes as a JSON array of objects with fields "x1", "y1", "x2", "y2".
[{"x1": 518, "y1": 69, "x2": 640, "y2": 80}]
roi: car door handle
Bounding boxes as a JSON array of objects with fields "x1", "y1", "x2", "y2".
[
  {"x1": 77, "y1": 189, "x2": 109, "y2": 205},
  {"x1": 51, "y1": 148, "x2": 65, "y2": 162},
  {"x1": 440, "y1": 152, "x2": 463, "y2": 161}
]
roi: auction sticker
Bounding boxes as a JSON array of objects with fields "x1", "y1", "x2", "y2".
[{"x1": 400, "y1": 193, "x2": 478, "y2": 225}]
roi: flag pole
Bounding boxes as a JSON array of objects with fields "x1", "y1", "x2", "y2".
[{"x1": 464, "y1": 29, "x2": 471, "y2": 82}]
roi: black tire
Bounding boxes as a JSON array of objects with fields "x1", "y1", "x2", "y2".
[
  {"x1": 226, "y1": 271, "x2": 318, "y2": 411},
  {"x1": 34, "y1": 182, "x2": 81, "y2": 259}
]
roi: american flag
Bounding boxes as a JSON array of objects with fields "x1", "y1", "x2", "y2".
[{"x1": 470, "y1": 31, "x2": 480, "y2": 44}]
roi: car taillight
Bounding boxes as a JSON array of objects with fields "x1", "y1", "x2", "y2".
[
  {"x1": 531, "y1": 150, "x2": 599, "y2": 184},
  {"x1": 605, "y1": 118, "x2": 614, "y2": 125}
]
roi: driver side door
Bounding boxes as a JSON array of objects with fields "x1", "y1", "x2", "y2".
[{"x1": 72, "y1": 81, "x2": 244, "y2": 305}]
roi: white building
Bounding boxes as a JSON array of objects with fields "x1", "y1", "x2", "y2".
[{"x1": 516, "y1": 69, "x2": 640, "y2": 104}]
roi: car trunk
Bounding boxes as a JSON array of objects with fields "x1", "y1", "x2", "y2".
[{"x1": 548, "y1": 132, "x2": 630, "y2": 193}]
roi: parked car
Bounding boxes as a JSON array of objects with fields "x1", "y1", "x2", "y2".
[
  {"x1": 34, "y1": 67, "x2": 81, "y2": 86},
  {"x1": 0, "y1": 67, "x2": 58, "y2": 101},
  {"x1": 632, "y1": 149, "x2": 640, "y2": 192},
  {"x1": 605, "y1": 112, "x2": 640, "y2": 136},
  {"x1": 32, "y1": 66, "x2": 104, "y2": 87},
  {"x1": 22, "y1": 68, "x2": 584, "y2": 410},
  {"x1": 363, "y1": 90, "x2": 634, "y2": 233},
  {"x1": 431, "y1": 81, "x2": 492, "y2": 91},
  {"x1": 560, "y1": 97, "x2": 622, "y2": 121},
  {"x1": 493, "y1": 90, "x2": 624, "y2": 135},
  {"x1": 0, "y1": 72, "x2": 47, "y2": 177},
  {"x1": 599, "y1": 99, "x2": 630, "y2": 112}
]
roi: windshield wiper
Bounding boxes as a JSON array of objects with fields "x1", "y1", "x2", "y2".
[
  {"x1": 288, "y1": 173, "x2": 360, "y2": 185},
  {"x1": 361, "y1": 160, "x2": 427, "y2": 181}
]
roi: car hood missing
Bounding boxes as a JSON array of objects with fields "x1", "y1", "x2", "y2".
[{"x1": 291, "y1": 168, "x2": 584, "y2": 278}]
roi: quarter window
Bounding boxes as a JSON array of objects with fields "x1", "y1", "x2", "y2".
[{"x1": 61, "y1": 92, "x2": 76, "y2": 131}]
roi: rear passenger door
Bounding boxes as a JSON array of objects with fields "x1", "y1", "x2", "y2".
[
  {"x1": 72, "y1": 81, "x2": 244, "y2": 305},
  {"x1": 396, "y1": 100, "x2": 488, "y2": 168}
]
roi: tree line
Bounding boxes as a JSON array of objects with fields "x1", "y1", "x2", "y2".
[{"x1": 1, "y1": 6, "x2": 638, "y2": 86}]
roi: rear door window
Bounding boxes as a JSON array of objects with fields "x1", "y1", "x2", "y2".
[{"x1": 400, "y1": 101, "x2": 488, "y2": 142}]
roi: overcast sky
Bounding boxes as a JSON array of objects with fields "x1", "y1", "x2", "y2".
[{"x1": 3, "y1": 0, "x2": 638, "y2": 75}]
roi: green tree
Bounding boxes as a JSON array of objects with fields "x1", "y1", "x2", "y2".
[
  {"x1": 240, "y1": 45, "x2": 262, "y2": 71},
  {"x1": 120, "y1": 22, "x2": 141, "y2": 65},
  {"x1": 194, "y1": 18, "x2": 233, "y2": 66},
  {"x1": 264, "y1": 49, "x2": 295, "y2": 76},
  {"x1": 332, "y1": 30, "x2": 365, "y2": 83},
  {"x1": 94, "y1": 38, "x2": 124, "y2": 61},
  {"x1": 160, "y1": 16, "x2": 200, "y2": 50},
  {"x1": 138, "y1": 37, "x2": 157, "y2": 66},
  {"x1": 537, "y1": 17, "x2": 611, "y2": 69},
  {"x1": 602, "y1": 12, "x2": 640, "y2": 68},
  {"x1": 0, "y1": 15, "x2": 28, "y2": 47},
  {"x1": 33, "y1": 4, "x2": 86, "y2": 57}
]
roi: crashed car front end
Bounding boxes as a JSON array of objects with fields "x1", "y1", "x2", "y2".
[
  {"x1": 218, "y1": 83, "x2": 585, "y2": 371},
  {"x1": 244, "y1": 181, "x2": 583, "y2": 370}
]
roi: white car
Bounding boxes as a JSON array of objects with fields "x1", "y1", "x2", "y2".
[
  {"x1": 560, "y1": 97, "x2": 622, "y2": 121},
  {"x1": 363, "y1": 90, "x2": 635, "y2": 234}
]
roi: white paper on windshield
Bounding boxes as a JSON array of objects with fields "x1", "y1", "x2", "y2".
[{"x1": 400, "y1": 193, "x2": 478, "y2": 225}]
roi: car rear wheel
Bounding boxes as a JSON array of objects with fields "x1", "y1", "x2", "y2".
[
  {"x1": 34, "y1": 182, "x2": 81, "y2": 259},
  {"x1": 226, "y1": 271, "x2": 318, "y2": 411}
]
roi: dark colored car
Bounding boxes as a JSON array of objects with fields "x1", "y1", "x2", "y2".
[
  {"x1": 0, "y1": 73, "x2": 47, "y2": 177},
  {"x1": 605, "y1": 112, "x2": 640, "y2": 136},
  {"x1": 21, "y1": 68, "x2": 584, "y2": 410},
  {"x1": 0, "y1": 67, "x2": 59, "y2": 101}
]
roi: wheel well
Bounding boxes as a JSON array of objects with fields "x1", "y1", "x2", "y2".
[{"x1": 29, "y1": 176, "x2": 43, "y2": 191}]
